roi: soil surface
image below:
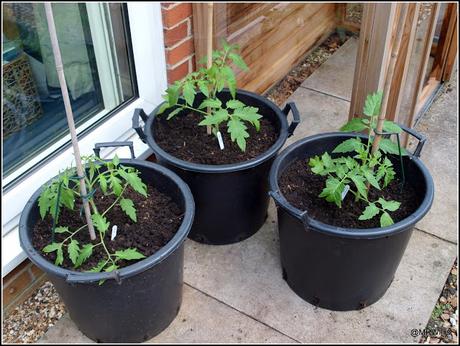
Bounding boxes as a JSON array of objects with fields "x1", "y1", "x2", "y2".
[
  {"x1": 32, "y1": 184, "x2": 183, "y2": 271},
  {"x1": 153, "y1": 112, "x2": 278, "y2": 165},
  {"x1": 279, "y1": 155, "x2": 421, "y2": 229}
]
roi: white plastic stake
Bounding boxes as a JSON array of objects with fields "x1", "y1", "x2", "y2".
[
  {"x1": 111, "y1": 225, "x2": 118, "y2": 241},
  {"x1": 341, "y1": 184, "x2": 350, "y2": 201},
  {"x1": 216, "y1": 131, "x2": 224, "y2": 150}
]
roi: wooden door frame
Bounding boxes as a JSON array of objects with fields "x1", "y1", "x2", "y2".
[{"x1": 349, "y1": 3, "x2": 458, "y2": 144}]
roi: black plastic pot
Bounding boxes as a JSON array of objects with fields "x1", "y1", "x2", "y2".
[
  {"x1": 19, "y1": 144, "x2": 195, "y2": 342},
  {"x1": 269, "y1": 129, "x2": 434, "y2": 311},
  {"x1": 133, "y1": 89, "x2": 299, "y2": 245}
]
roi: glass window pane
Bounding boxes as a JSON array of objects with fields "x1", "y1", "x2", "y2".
[{"x1": 2, "y1": 3, "x2": 136, "y2": 178}]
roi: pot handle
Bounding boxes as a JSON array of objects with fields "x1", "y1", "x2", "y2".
[
  {"x1": 65, "y1": 270, "x2": 122, "y2": 285},
  {"x1": 282, "y1": 102, "x2": 300, "y2": 137},
  {"x1": 93, "y1": 141, "x2": 135, "y2": 159},
  {"x1": 132, "y1": 108, "x2": 148, "y2": 143},
  {"x1": 269, "y1": 190, "x2": 312, "y2": 228},
  {"x1": 399, "y1": 123, "x2": 426, "y2": 158}
]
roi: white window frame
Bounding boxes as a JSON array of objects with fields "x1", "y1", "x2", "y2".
[{"x1": 2, "y1": 3, "x2": 167, "y2": 276}]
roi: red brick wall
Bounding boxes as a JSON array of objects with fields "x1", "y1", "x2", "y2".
[{"x1": 161, "y1": 2, "x2": 196, "y2": 84}]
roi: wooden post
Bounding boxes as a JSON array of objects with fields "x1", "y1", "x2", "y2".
[
  {"x1": 371, "y1": 4, "x2": 409, "y2": 154},
  {"x1": 206, "y1": 2, "x2": 214, "y2": 135},
  {"x1": 349, "y1": 3, "x2": 397, "y2": 121},
  {"x1": 44, "y1": 3, "x2": 96, "y2": 241}
]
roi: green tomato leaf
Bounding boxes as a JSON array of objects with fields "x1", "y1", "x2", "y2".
[
  {"x1": 380, "y1": 212, "x2": 394, "y2": 227},
  {"x1": 75, "y1": 244, "x2": 93, "y2": 268},
  {"x1": 68, "y1": 239, "x2": 80, "y2": 266},
  {"x1": 99, "y1": 174, "x2": 108, "y2": 194},
  {"x1": 358, "y1": 203, "x2": 380, "y2": 220},
  {"x1": 221, "y1": 66, "x2": 237, "y2": 98},
  {"x1": 115, "y1": 248, "x2": 146, "y2": 261},
  {"x1": 109, "y1": 174, "x2": 123, "y2": 196},
  {"x1": 54, "y1": 226, "x2": 70, "y2": 234},
  {"x1": 340, "y1": 118, "x2": 367, "y2": 133},
  {"x1": 38, "y1": 188, "x2": 52, "y2": 220},
  {"x1": 117, "y1": 169, "x2": 147, "y2": 197},
  {"x1": 382, "y1": 120, "x2": 403, "y2": 134},
  {"x1": 87, "y1": 259, "x2": 107, "y2": 273},
  {"x1": 198, "y1": 98, "x2": 222, "y2": 109},
  {"x1": 197, "y1": 80, "x2": 209, "y2": 97},
  {"x1": 92, "y1": 213, "x2": 110, "y2": 235},
  {"x1": 60, "y1": 188, "x2": 75, "y2": 210},
  {"x1": 198, "y1": 108, "x2": 229, "y2": 126},
  {"x1": 183, "y1": 81, "x2": 196, "y2": 106},
  {"x1": 55, "y1": 246, "x2": 64, "y2": 266},
  {"x1": 157, "y1": 101, "x2": 170, "y2": 115},
  {"x1": 104, "y1": 264, "x2": 119, "y2": 273},
  {"x1": 166, "y1": 84, "x2": 180, "y2": 106},
  {"x1": 332, "y1": 137, "x2": 363, "y2": 154},
  {"x1": 166, "y1": 107, "x2": 183, "y2": 120},
  {"x1": 43, "y1": 242, "x2": 62, "y2": 253},
  {"x1": 309, "y1": 156, "x2": 326, "y2": 175},
  {"x1": 319, "y1": 177, "x2": 344, "y2": 208},
  {"x1": 363, "y1": 91, "x2": 383, "y2": 117},
  {"x1": 227, "y1": 117, "x2": 249, "y2": 152},
  {"x1": 120, "y1": 198, "x2": 137, "y2": 222},
  {"x1": 113, "y1": 154, "x2": 120, "y2": 167},
  {"x1": 377, "y1": 198, "x2": 401, "y2": 211},
  {"x1": 321, "y1": 152, "x2": 334, "y2": 169},
  {"x1": 226, "y1": 99, "x2": 245, "y2": 109},
  {"x1": 362, "y1": 168, "x2": 381, "y2": 190},
  {"x1": 229, "y1": 52, "x2": 249, "y2": 71},
  {"x1": 350, "y1": 174, "x2": 368, "y2": 199},
  {"x1": 383, "y1": 167, "x2": 396, "y2": 187},
  {"x1": 379, "y1": 138, "x2": 408, "y2": 155}
]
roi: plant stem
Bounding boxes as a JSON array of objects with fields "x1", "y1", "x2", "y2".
[{"x1": 181, "y1": 104, "x2": 209, "y2": 116}]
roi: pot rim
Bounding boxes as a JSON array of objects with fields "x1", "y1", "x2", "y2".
[
  {"x1": 19, "y1": 160, "x2": 195, "y2": 283},
  {"x1": 269, "y1": 132, "x2": 435, "y2": 239},
  {"x1": 145, "y1": 88, "x2": 289, "y2": 173}
]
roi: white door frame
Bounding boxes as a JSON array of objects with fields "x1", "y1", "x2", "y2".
[{"x1": 2, "y1": 3, "x2": 167, "y2": 276}]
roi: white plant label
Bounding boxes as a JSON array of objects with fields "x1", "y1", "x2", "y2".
[
  {"x1": 341, "y1": 184, "x2": 350, "y2": 201},
  {"x1": 216, "y1": 131, "x2": 224, "y2": 150},
  {"x1": 111, "y1": 225, "x2": 118, "y2": 241}
]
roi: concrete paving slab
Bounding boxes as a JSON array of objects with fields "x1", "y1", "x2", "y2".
[
  {"x1": 411, "y1": 74, "x2": 458, "y2": 243},
  {"x1": 38, "y1": 284, "x2": 295, "y2": 343},
  {"x1": 184, "y1": 204, "x2": 457, "y2": 343},
  {"x1": 283, "y1": 87, "x2": 350, "y2": 147},
  {"x1": 301, "y1": 37, "x2": 358, "y2": 101}
]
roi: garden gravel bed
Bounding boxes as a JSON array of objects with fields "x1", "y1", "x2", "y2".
[
  {"x1": 420, "y1": 260, "x2": 458, "y2": 344},
  {"x1": 2, "y1": 281, "x2": 66, "y2": 344}
]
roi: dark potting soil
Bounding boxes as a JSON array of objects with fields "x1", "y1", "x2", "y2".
[
  {"x1": 32, "y1": 184, "x2": 183, "y2": 271},
  {"x1": 153, "y1": 112, "x2": 278, "y2": 165},
  {"x1": 279, "y1": 156, "x2": 422, "y2": 229}
]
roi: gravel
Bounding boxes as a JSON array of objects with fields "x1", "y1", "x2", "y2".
[
  {"x1": 2, "y1": 281, "x2": 66, "y2": 344},
  {"x1": 420, "y1": 260, "x2": 458, "y2": 344}
]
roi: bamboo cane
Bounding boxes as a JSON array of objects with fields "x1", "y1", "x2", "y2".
[
  {"x1": 44, "y1": 3, "x2": 96, "y2": 241},
  {"x1": 371, "y1": 4, "x2": 409, "y2": 154},
  {"x1": 206, "y1": 2, "x2": 214, "y2": 135}
]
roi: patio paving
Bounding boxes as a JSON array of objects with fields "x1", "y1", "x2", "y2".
[{"x1": 39, "y1": 37, "x2": 458, "y2": 343}]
